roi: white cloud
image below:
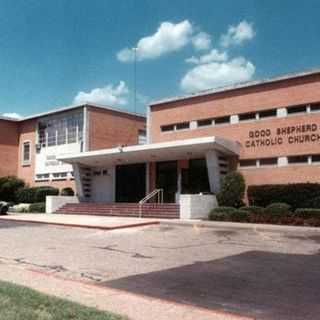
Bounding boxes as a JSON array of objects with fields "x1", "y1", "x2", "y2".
[
  {"x1": 180, "y1": 57, "x2": 255, "y2": 92},
  {"x1": 191, "y1": 32, "x2": 211, "y2": 50},
  {"x1": 73, "y1": 81, "x2": 129, "y2": 106},
  {"x1": 117, "y1": 20, "x2": 194, "y2": 62},
  {"x1": 186, "y1": 49, "x2": 228, "y2": 64},
  {"x1": 2, "y1": 112, "x2": 23, "y2": 119},
  {"x1": 221, "y1": 20, "x2": 255, "y2": 47}
]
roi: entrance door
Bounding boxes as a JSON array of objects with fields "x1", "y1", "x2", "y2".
[
  {"x1": 156, "y1": 161, "x2": 178, "y2": 203},
  {"x1": 116, "y1": 163, "x2": 146, "y2": 202}
]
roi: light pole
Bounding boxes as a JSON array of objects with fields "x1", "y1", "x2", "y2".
[{"x1": 132, "y1": 47, "x2": 138, "y2": 113}]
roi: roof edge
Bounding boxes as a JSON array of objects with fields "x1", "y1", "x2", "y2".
[{"x1": 150, "y1": 68, "x2": 320, "y2": 107}]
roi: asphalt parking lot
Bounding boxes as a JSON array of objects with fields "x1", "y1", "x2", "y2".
[{"x1": 0, "y1": 220, "x2": 320, "y2": 320}]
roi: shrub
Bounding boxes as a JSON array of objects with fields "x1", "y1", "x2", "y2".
[
  {"x1": 306, "y1": 196, "x2": 320, "y2": 209},
  {"x1": 0, "y1": 176, "x2": 25, "y2": 202},
  {"x1": 209, "y1": 207, "x2": 237, "y2": 221},
  {"x1": 248, "y1": 183, "x2": 320, "y2": 209},
  {"x1": 217, "y1": 171, "x2": 246, "y2": 208},
  {"x1": 34, "y1": 187, "x2": 59, "y2": 203},
  {"x1": 264, "y1": 203, "x2": 291, "y2": 219},
  {"x1": 295, "y1": 208, "x2": 320, "y2": 219},
  {"x1": 60, "y1": 187, "x2": 75, "y2": 196},
  {"x1": 230, "y1": 209, "x2": 249, "y2": 222},
  {"x1": 240, "y1": 206, "x2": 265, "y2": 215},
  {"x1": 29, "y1": 202, "x2": 45, "y2": 213},
  {"x1": 15, "y1": 187, "x2": 38, "y2": 203}
]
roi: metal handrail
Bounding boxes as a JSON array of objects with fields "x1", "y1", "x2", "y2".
[{"x1": 139, "y1": 189, "x2": 164, "y2": 218}]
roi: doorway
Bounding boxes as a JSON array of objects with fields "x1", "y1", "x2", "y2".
[{"x1": 156, "y1": 161, "x2": 178, "y2": 203}]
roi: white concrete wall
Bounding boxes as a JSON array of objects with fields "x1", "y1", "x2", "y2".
[
  {"x1": 179, "y1": 194, "x2": 218, "y2": 220},
  {"x1": 46, "y1": 196, "x2": 79, "y2": 214}
]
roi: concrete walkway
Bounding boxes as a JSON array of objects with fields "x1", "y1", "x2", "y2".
[
  {"x1": 0, "y1": 260, "x2": 251, "y2": 320},
  {"x1": 0, "y1": 213, "x2": 160, "y2": 230}
]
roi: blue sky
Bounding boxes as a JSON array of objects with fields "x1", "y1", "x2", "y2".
[{"x1": 0, "y1": 0, "x2": 320, "y2": 118}]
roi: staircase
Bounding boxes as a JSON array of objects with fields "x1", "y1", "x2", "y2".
[{"x1": 55, "y1": 202, "x2": 180, "y2": 219}]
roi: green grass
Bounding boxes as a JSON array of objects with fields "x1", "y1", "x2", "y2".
[{"x1": 0, "y1": 280, "x2": 126, "y2": 320}]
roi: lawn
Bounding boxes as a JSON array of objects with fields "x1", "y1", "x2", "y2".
[{"x1": 0, "y1": 280, "x2": 126, "y2": 320}]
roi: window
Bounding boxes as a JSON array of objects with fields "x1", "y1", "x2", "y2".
[
  {"x1": 239, "y1": 112, "x2": 256, "y2": 121},
  {"x1": 22, "y1": 141, "x2": 31, "y2": 166},
  {"x1": 287, "y1": 105, "x2": 307, "y2": 115},
  {"x1": 37, "y1": 112, "x2": 83, "y2": 148},
  {"x1": 259, "y1": 109, "x2": 277, "y2": 119},
  {"x1": 52, "y1": 172, "x2": 68, "y2": 180},
  {"x1": 138, "y1": 129, "x2": 147, "y2": 144},
  {"x1": 310, "y1": 104, "x2": 320, "y2": 112},
  {"x1": 312, "y1": 154, "x2": 320, "y2": 163},
  {"x1": 239, "y1": 159, "x2": 257, "y2": 167},
  {"x1": 259, "y1": 157, "x2": 278, "y2": 166},
  {"x1": 161, "y1": 124, "x2": 174, "y2": 132},
  {"x1": 176, "y1": 122, "x2": 190, "y2": 130},
  {"x1": 288, "y1": 155, "x2": 309, "y2": 164},
  {"x1": 214, "y1": 116, "x2": 230, "y2": 125},
  {"x1": 36, "y1": 173, "x2": 49, "y2": 181},
  {"x1": 197, "y1": 118, "x2": 213, "y2": 127}
]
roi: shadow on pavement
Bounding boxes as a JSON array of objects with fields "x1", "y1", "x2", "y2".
[
  {"x1": 103, "y1": 251, "x2": 320, "y2": 320},
  {"x1": 0, "y1": 220, "x2": 42, "y2": 229}
]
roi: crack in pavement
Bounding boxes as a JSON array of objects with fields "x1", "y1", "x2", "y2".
[{"x1": 94, "y1": 245, "x2": 153, "y2": 259}]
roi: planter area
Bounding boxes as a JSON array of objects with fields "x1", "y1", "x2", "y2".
[{"x1": 209, "y1": 205, "x2": 320, "y2": 227}]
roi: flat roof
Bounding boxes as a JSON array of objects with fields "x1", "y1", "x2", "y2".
[
  {"x1": 58, "y1": 136, "x2": 240, "y2": 167},
  {"x1": 150, "y1": 68, "x2": 320, "y2": 107},
  {"x1": 0, "y1": 103, "x2": 145, "y2": 122}
]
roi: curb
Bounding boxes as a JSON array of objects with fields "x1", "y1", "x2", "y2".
[
  {"x1": 160, "y1": 219, "x2": 320, "y2": 234},
  {"x1": 0, "y1": 217, "x2": 159, "y2": 231}
]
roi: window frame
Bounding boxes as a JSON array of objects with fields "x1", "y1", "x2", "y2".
[{"x1": 22, "y1": 140, "x2": 31, "y2": 166}]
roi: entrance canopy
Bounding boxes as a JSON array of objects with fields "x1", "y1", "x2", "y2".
[{"x1": 58, "y1": 136, "x2": 240, "y2": 167}]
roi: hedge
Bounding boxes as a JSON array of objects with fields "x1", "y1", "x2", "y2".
[
  {"x1": 29, "y1": 202, "x2": 46, "y2": 213},
  {"x1": 240, "y1": 206, "x2": 265, "y2": 215},
  {"x1": 0, "y1": 176, "x2": 25, "y2": 202},
  {"x1": 209, "y1": 207, "x2": 249, "y2": 222},
  {"x1": 60, "y1": 187, "x2": 75, "y2": 196},
  {"x1": 247, "y1": 183, "x2": 320, "y2": 209},
  {"x1": 264, "y1": 203, "x2": 291, "y2": 219},
  {"x1": 295, "y1": 208, "x2": 320, "y2": 219},
  {"x1": 15, "y1": 187, "x2": 38, "y2": 203},
  {"x1": 34, "y1": 187, "x2": 59, "y2": 203}
]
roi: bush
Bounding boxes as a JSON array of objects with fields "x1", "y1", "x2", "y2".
[
  {"x1": 240, "y1": 206, "x2": 265, "y2": 215},
  {"x1": 15, "y1": 187, "x2": 38, "y2": 203},
  {"x1": 264, "y1": 203, "x2": 291, "y2": 219},
  {"x1": 217, "y1": 171, "x2": 246, "y2": 208},
  {"x1": 209, "y1": 207, "x2": 237, "y2": 221},
  {"x1": 230, "y1": 209, "x2": 249, "y2": 222},
  {"x1": 248, "y1": 183, "x2": 320, "y2": 210},
  {"x1": 60, "y1": 187, "x2": 75, "y2": 196},
  {"x1": 34, "y1": 187, "x2": 59, "y2": 203},
  {"x1": 295, "y1": 208, "x2": 320, "y2": 219},
  {"x1": 0, "y1": 176, "x2": 25, "y2": 202},
  {"x1": 29, "y1": 202, "x2": 45, "y2": 213},
  {"x1": 306, "y1": 196, "x2": 320, "y2": 209}
]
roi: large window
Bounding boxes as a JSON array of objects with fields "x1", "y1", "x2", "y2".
[
  {"x1": 37, "y1": 112, "x2": 83, "y2": 148},
  {"x1": 22, "y1": 141, "x2": 31, "y2": 166}
]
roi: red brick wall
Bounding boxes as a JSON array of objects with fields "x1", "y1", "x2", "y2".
[
  {"x1": 88, "y1": 106, "x2": 146, "y2": 150},
  {"x1": 0, "y1": 119, "x2": 19, "y2": 177},
  {"x1": 150, "y1": 73, "x2": 320, "y2": 185}
]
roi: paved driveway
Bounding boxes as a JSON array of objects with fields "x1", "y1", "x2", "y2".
[{"x1": 0, "y1": 220, "x2": 319, "y2": 319}]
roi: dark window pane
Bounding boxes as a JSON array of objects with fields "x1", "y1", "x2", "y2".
[
  {"x1": 161, "y1": 124, "x2": 174, "y2": 132},
  {"x1": 311, "y1": 104, "x2": 320, "y2": 112},
  {"x1": 260, "y1": 158, "x2": 278, "y2": 166},
  {"x1": 176, "y1": 122, "x2": 190, "y2": 130},
  {"x1": 197, "y1": 118, "x2": 212, "y2": 127},
  {"x1": 312, "y1": 154, "x2": 320, "y2": 162},
  {"x1": 259, "y1": 109, "x2": 277, "y2": 118},
  {"x1": 239, "y1": 159, "x2": 256, "y2": 167},
  {"x1": 288, "y1": 155, "x2": 308, "y2": 164},
  {"x1": 287, "y1": 105, "x2": 307, "y2": 114},
  {"x1": 239, "y1": 112, "x2": 256, "y2": 121},
  {"x1": 214, "y1": 116, "x2": 230, "y2": 125}
]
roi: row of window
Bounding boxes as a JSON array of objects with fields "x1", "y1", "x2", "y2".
[
  {"x1": 35, "y1": 172, "x2": 74, "y2": 181},
  {"x1": 239, "y1": 154, "x2": 320, "y2": 168},
  {"x1": 37, "y1": 112, "x2": 84, "y2": 148},
  {"x1": 160, "y1": 102, "x2": 320, "y2": 132}
]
